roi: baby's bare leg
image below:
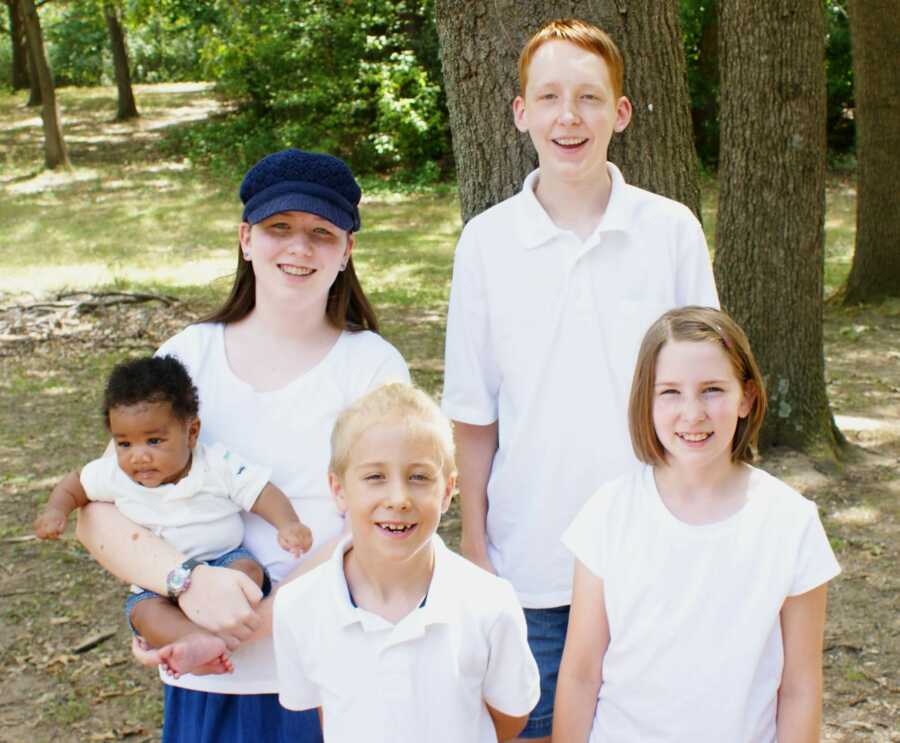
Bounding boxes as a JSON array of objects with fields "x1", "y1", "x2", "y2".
[{"x1": 131, "y1": 559, "x2": 264, "y2": 676}]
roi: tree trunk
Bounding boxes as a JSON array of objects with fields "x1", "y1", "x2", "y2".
[
  {"x1": 104, "y1": 1, "x2": 139, "y2": 120},
  {"x1": 8, "y1": 0, "x2": 30, "y2": 90},
  {"x1": 25, "y1": 40, "x2": 42, "y2": 106},
  {"x1": 20, "y1": 0, "x2": 69, "y2": 168},
  {"x1": 434, "y1": 0, "x2": 699, "y2": 223},
  {"x1": 716, "y1": 0, "x2": 839, "y2": 456},
  {"x1": 843, "y1": 0, "x2": 900, "y2": 304}
]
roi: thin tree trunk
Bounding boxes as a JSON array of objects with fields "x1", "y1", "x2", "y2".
[
  {"x1": 104, "y1": 1, "x2": 139, "y2": 120},
  {"x1": 843, "y1": 0, "x2": 900, "y2": 303},
  {"x1": 716, "y1": 0, "x2": 840, "y2": 456},
  {"x1": 9, "y1": 0, "x2": 30, "y2": 90},
  {"x1": 435, "y1": 0, "x2": 699, "y2": 223},
  {"x1": 20, "y1": 0, "x2": 69, "y2": 168},
  {"x1": 25, "y1": 18, "x2": 41, "y2": 106}
]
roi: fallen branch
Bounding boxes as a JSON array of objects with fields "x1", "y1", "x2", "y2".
[
  {"x1": 60, "y1": 289, "x2": 177, "y2": 303},
  {"x1": 74, "y1": 629, "x2": 117, "y2": 654}
]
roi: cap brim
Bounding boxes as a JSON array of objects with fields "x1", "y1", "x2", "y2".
[{"x1": 244, "y1": 193, "x2": 355, "y2": 231}]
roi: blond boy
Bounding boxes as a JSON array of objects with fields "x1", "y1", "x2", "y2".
[
  {"x1": 273, "y1": 383, "x2": 539, "y2": 742},
  {"x1": 442, "y1": 19, "x2": 719, "y2": 739}
]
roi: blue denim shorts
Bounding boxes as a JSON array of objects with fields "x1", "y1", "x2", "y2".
[
  {"x1": 123, "y1": 546, "x2": 269, "y2": 633},
  {"x1": 520, "y1": 605, "x2": 571, "y2": 738}
]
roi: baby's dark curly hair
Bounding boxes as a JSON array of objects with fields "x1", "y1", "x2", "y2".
[{"x1": 103, "y1": 355, "x2": 199, "y2": 427}]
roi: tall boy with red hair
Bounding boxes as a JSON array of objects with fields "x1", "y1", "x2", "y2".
[{"x1": 442, "y1": 19, "x2": 719, "y2": 740}]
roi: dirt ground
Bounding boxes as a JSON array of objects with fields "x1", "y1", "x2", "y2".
[{"x1": 1, "y1": 293, "x2": 897, "y2": 742}]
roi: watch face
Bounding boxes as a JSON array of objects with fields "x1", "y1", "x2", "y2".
[{"x1": 171, "y1": 570, "x2": 188, "y2": 591}]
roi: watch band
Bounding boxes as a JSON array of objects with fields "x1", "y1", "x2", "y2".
[{"x1": 166, "y1": 557, "x2": 203, "y2": 601}]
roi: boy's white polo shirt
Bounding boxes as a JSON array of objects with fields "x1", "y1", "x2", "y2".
[
  {"x1": 273, "y1": 535, "x2": 539, "y2": 743},
  {"x1": 442, "y1": 163, "x2": 719, "y2": 608}
]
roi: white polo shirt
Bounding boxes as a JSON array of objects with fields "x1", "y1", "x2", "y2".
[
  {"x1": 442, "y1": 163, "x2": 719, "y2": 608},
  {"x1": 273, "y1": 535, "x2": 540, "y2": 743}
]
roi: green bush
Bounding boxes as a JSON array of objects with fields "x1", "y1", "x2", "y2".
[{"x1": 187, "y1": 0, "x2": 451, "y2": 178}]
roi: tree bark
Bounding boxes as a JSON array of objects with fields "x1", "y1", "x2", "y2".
[
  {"x1": 20, "y1": 0, "x2": 69, "y2": 168},
  {"x1": 843, "y1": 0, "x2": 900, "y2": 304},
  {"x1": 25, "y1": 37, "x2": 42, "y2": 106},
  {"x1": 8, "y1": 0, "x2": 30, "y2": 90},
  {"x1": 716, "y1": 0, "x2": 839, "y2": 455},
  {"x1": 434, "y1": 0, "x2": 699, "y2": 223},
  {"x1": 104, "y1": 1, "x2": 139, "y2": 121}
]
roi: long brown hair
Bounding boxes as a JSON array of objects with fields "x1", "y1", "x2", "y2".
[{"x1": 201, "y1": 242, "x2": 379, "y2": 333}]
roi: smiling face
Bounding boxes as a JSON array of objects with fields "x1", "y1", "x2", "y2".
[
  {"x1": 330, "y1": 420, "x2": 454, "y2": 564},
  {"x1": 513, "y1": 40, "x2": 631, "y2": 185},
  {"x1": 108, "y1": 401, "x2": 199, "y2": 488},
  {"x1": 239, "y1": 210, "x2": 353, "y2": 311},
  {"x1": 652, "y1": 340, "x2": 753, "y2": 473}
]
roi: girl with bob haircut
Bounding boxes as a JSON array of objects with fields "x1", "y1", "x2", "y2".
[
  {"x1": 627, "y1": 305, "x2": 767, "y2": 465},
  {"x1": 554, "y1": 306, "x2": 840, "y2": 743}
]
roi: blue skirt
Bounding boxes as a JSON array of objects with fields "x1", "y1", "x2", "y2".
[{"x1": 162, "y1": 685, "x2": 323, "y2": 743}]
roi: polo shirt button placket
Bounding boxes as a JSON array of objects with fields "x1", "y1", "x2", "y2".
[
  {"x1": 571, "y1": 249, "x2": 596, "y2": 317},
  {"x1": 379, "y1": 648, "x2": 416, "y2": 739}
]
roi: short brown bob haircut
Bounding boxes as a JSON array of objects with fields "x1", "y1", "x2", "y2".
[
  {"x1": 518, "y1": 19, "x2": 625, "y2": 98},
  {"x1": 628, "y1": 306, "x2": 767, "y2": 466},
  {"x1": 329, "y1": 383, "x2": 456, "y2": 479}
]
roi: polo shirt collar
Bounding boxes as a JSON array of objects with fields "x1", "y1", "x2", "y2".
[
  {"x1": 329, "y1": 534, "x2": 456, "y2": 639},
  {"x1": 516, "y1": 161, "x2": 632, "y2": 250}
]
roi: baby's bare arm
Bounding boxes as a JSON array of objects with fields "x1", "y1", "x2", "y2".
[
  {"x1": 251, "y1": 483, "x2": 313, "y2": 555},
  {"x1": 34, "y1": 471, "x2": 89, "y2": 539}
]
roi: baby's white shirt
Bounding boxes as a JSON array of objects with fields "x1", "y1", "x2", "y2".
[{"x1": 80, "y1": 441, "x2": 270, "y2": 561}]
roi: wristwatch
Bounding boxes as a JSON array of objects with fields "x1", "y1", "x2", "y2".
[{"x1": 166, "y1": 558, "x2": 203, "y2": 601}]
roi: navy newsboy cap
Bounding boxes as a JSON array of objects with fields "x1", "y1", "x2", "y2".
[{"x1": 240, "y1": 149, "x2": 361, "y2": 232}]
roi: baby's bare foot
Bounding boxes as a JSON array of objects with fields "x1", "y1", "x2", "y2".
[
  {"x1": 157, "y1": 633, "x2": 228, "y2": 677},
  {"x1": 131, "y1": 636, "x2": 162, "y2": 668},
  {"x1": 190, "y1": 654, "x2": 235, "y2": 676}
]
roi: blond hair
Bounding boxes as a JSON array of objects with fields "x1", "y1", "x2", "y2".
[
  {"x1": 629, "y1": 306, "x2": 767, "y2": 465},
  {"x1": 329, "y1": 383, "x2": 456, "y2": 477},
  {"x1": 518, "y1": 18, "x2": 625, "y2": 97}
]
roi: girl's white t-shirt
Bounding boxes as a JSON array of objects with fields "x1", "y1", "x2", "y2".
[
  {"x1": 562, "y1": 465, "x2": 840, "y2": 743},
  {"x1": 155, "y1": 322, "x2": 410, "y2": 694}
]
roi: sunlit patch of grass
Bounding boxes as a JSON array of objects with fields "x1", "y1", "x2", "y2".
[
  {"x1": 824, "y1": 175, "x2": 857, "y2": 297},
  {"x1": 831, "y1": 505, "x2": 880, "y2": 526}
]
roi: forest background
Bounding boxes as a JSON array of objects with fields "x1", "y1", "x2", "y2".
[{"x1": 1, "y1": 0, "x2": 898, "y2": 741}]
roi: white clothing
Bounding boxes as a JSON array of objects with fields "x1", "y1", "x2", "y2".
[
  {"x1": 155, "y1": 322, "x2": 409, "y2": 693},
  {"x1": 81, "y1": 441, "x2": 270, "y2": 562},
  {"x1": 562, "y1": 465, "x2": 841, "y2": 743},
  {"x1": 442, "y1": 163, "x2": 719, "y2": 607},
  {"x1": 274, "y1": 535, "x2": 540, "y2": 742}
]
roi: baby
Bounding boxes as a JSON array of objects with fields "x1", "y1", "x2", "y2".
[{"x1": 35, "y1": 355, "x2": 312, "y2": 675}]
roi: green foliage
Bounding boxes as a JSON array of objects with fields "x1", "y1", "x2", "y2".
[
  {"x1": 180, "y1": 0, "x2": 450, "y2": 178},
  {"x1": 124, "y1": 3, "x2": 206, "y2": 83},
  {"x1": 680, "y1": 0, "x2": 719, "y2": 167},
  {"x1": 824, "y1": 0, "x2": 854, "y2": 153},
  {"x1": 44, "y1": 2, "x2": 109, "y2": 87}
]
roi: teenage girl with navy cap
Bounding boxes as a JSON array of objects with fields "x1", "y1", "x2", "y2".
[{"x1": 77, "y1": 149, "x2": 410, "y2": 742}]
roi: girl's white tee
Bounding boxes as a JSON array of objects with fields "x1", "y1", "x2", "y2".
[
  {"x1": 562, "y1": 464, "x2": 840, "y2": 743},
  {"x1": 155, "y1": 322, "x2": 410, "y2": 694}
]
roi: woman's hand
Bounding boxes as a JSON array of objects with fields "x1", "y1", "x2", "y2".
[{"x1": 177, "y1": 564, "x2": 263, "y2": 642}]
